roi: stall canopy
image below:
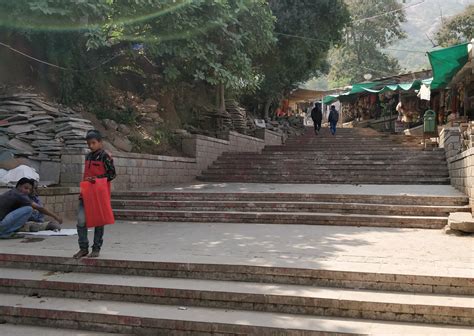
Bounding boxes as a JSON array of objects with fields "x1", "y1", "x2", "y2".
[
  {"x1": 428, "y1": 42, "x2": 470, "y2": 90},
  {"x1": 323, "y1": 42, "x2": 471, "y2": 104},
  {"x1": 323, "y1": 79, "x2": 432, "y2": 104},
  {"x1": 323, "y1": 82, "x2": 379, "y2": 105}
]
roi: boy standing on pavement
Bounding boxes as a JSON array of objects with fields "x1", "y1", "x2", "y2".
[{"x1": 73, "y1": 130, "x2": 116, "y2": 259}]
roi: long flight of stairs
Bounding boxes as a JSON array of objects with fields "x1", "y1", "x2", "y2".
[
  {"x1": 0, "y1": 254, "x2": 472, "y2": 335},
  {"x1": 112, "y1": 128, "x2": 468, "y2": 229},
  {"x1": 3, "y1": 127, "x2": 472, "y2": 334},
  {"x1": 199, "y1": 128, "x2": 450, "y2": 184}
]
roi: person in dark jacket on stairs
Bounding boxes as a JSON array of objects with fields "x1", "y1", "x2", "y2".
[
  {"x1": 310, "y1": 102, "x2": 323, "y2": 135},
  {"x1": 328, "y1": 105, "x2": 339, "y2": 135}
]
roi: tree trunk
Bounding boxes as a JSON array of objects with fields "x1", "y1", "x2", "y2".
[
  {"x1": 218, "y1": 82, "x2": 226, "y2": 113},
  {"x1": 264, "y1": 98, "x2": 272, "y2": 120}
]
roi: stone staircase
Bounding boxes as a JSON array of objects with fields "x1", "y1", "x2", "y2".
[
  {"x1": 0, "y1": 254, "x2": 472, "y2": 335},
  {"x1": 199, "y1": 128, "x2": 451, "y2": 184},
  {"x1": 112, "y1": 191, "x2": 470, "y2": 229},
  {"x1": 3, "y1": 127, "x2": 473, "y2": 335},
  {"x1": 111, "y1": 127, "x2": 469, "y2": 229}
]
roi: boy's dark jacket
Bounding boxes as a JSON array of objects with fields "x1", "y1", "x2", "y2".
[{"x1": 83, "y1": 149, "x2": 116, "y2": 183}]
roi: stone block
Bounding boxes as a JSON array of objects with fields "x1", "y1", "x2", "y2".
[
  {"x1": 39, "y1": 160, "x2": 61, "y2": 185},
  {"x1": 446, "y1": 212, "x2": 474, "y2": 233}
]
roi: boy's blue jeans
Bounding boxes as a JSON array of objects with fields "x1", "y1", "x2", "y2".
[
  {"x1": 0, "y1": 206, "x2": 32, "y2": 238},
  {"x1": 77, "y1": 200, "x2": 104, "y2": 251},
  {"x1": 330, "y1": 121, "x2": 337, "y2": 135}
]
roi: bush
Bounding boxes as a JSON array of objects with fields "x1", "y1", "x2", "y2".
[{"x1": 92, "y1": 106, "x2": 137, "y2": 125}]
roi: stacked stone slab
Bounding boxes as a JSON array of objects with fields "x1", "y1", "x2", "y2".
[
  {"x1": 199, "y1": 127, "x2": 451, "y2": 184},
  {"x1": 0, "y1": 93, "x2": 93, "y2": 162},
  {"x1": 0, "y1": 254, "x2": 472, "y2": 334}
]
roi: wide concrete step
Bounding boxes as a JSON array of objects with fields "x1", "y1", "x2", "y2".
[
  {"x1": 213, "y1": 160, "x2": 448, "y2": 167},
  {"x1": 283, "y1": 140, "x2": 425, "y2": 145},
  {"x1": 215, "y1": 159, "x2": 448, "y2": 165},
  {"x1": 113, "y1": 209, "x2": 448, "y2": 229},
  {"x1": 112, "y1": 200, "x2": 469, "y2": 216},
  {"x1": 223, "y1": 152, "x2": 446, "y2": 158},
  {"x1": 0, "y1": 324, "x2": 119, "y2": 336},
  {"x1": 206, "y1": 168, "x2": 449, "y2": 176},
  {"x1": 2, "y1": 254, "x2": 471, "y2": 295},
  {"x1": 0, "y1": 268, "x2": 472, "y2": 326},
  {"x1": 221, "y1": 154, "x2": 447, "y2": 161},
  {"x1": 263, "y1": 146, "x2": 425, "y2": 151},
  {"x1": 111, "y1": 192, "x2": 469, "y2": 206},
  {"x1": 208, "y1": 168, "x2": 449, "y2": 175},
  {"x1": 198, "y1": 175, "x2": 451, "y2": 185},
  {"x1": 2, "y1": 293, "x2": 471, "y2": 335}
]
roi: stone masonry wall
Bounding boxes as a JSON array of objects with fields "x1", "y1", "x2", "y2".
[
  {"x1": 255, "y1": 129, "x2": 283, "y2": 146},
  {"x1": 112, "y1": 153, "x2": 197, "y2": 190},
  {"x1": 60, "y1": 131, "x2": 268, "y2": 190},
  {"x1": 228, "y1": 131, "x2": 265, "y2": 152},
  {"x1": 60, "y1": 150, "x2": 88, "y2": 187},
  {"x1": 37, "y1": 187, "x2": 80, "y2": 220},
  {"x1": 440, "y1": 127, "x2": 474, "y2": 206},
  {"x1": 182, "y1": 131, "x2": 265, "y2": 173}
]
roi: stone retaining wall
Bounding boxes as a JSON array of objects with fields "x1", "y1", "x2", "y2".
[
  {"x1": 60, "y1": 131, "x2": 270, "y2": 189},
  {"x1": 113, "y1": 153, "x2": 198, "y2": 190},
  {"x1": 182, "y1": 131, "x2": 266, "y2": 173},
  {"x1": 255, "y1": 129, "x2": 283, "y2": 146},
  {"x1": 440, "y1": 127, "x2": 474, "y2": 206},
  {"x1": 37, "y1": 187, "x2": 80, "y2": 220}
]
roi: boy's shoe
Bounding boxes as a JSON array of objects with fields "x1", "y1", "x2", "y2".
[
  {"x1": 88, "y1": 249, "x2": 100, "y2": 258},
  {"x1": 73, "y1": 249, "x2": 89, "y2": 259}
]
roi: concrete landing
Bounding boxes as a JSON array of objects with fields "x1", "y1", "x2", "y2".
[
  {"x1": 0, "y1": 221, "x2": 472, "y2": 278},
  {"x1": 132, "y1": 182, "x2": 466, "y2": 197}
]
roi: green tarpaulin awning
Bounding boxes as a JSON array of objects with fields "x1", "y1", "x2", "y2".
[
  {"x1": 428, "y1": 42, "x2": 469, "y2": 90},
  {"x1": 322, "y1": 79, "x2": 432, "y2": 104},
  {"x1": 322, "y1": 95, "x2": 338, "y2": 104},
  {"x1": 323, "y1": 82, "x2": 380, "y2": 104}
]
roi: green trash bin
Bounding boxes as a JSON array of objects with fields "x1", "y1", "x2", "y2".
[{"x1": 423, "y1": 110, "x2": 436, "y2": 133}]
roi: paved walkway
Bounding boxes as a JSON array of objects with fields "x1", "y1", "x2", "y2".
[
  {"x1": 1, "y1": 221, "x2": 472, "y2": 278},
  {"x1": 129, "y1": 182, "x2": 466, "y2": 197}
]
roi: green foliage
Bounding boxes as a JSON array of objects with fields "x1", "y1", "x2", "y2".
[
  {"x1": 1, "y1": 1, "x2": 350, "y2": 122},
  {"x1": 93, "y1": 106, "x2": 137, "y2": 125},
  {"x1": 142, "y1": 0, "x2": 275, "y2": 93},
  {"x1": 328, "y1": 0, "x2": 406, "y2": 87},
  {"x1": 436, "y1": 4, "x2": 474, "y2": 47},
  {"x1": 248, "y1": 0, "x2": 349, "y2": 117},
  {"x1": 1, "y1": 1, "x2": 275, "y2": 107}
]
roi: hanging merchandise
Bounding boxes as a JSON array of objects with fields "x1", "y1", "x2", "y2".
[{"x1": 418, "y1": 84, "x2": 431, "y2": 101}]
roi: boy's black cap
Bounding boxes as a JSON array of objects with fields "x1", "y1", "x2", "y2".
[{"x1": 86, "y1": 130, "x2": 103, "y2": 141}]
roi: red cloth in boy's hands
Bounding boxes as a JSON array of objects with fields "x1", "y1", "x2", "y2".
[{"x1": 80, "y1": 178, "x2": 115, "y2": 228}]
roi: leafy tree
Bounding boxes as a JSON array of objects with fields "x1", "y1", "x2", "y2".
[
  {"x1": 0, "y1": 0, "x2": 275, "y2": 112},
  {"x1": 249, "y1": 0, "x2": 349, "y2": 118},
  {"x1": 328, "y1": 0, "x2": 406, "y2": 88},
  {"x1": 436, "y1": 4, "x2": 474, "y2": 47},
  {"x1": 141, "y1": 0, "x2": 275, "y2": 112}
]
